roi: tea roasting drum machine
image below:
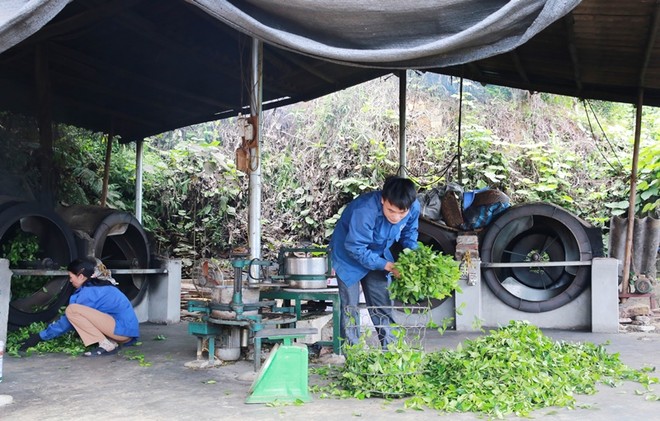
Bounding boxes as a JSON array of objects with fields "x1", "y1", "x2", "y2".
[{"x1": 187, "y1": 247, "x2": 338, "y2": 369}]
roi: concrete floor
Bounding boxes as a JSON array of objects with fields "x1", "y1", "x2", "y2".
[{"x1": 0, "y1": 322, "x2": 659, "y2": 421}]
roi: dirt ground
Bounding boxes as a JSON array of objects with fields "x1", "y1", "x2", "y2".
[
  {"x1": 2, "y1": 318, "x2": 660, "y2": 420},
  {"x1": 1, "y1": 286, "x2": 660, "y2": 420},
  {"x1": 618, "y1": 294, "x2": 660, "y2": 333}
]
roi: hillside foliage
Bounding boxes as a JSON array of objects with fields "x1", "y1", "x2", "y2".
[{"x1": 3, "y1": 73, "x2": 659, "y2": 275}]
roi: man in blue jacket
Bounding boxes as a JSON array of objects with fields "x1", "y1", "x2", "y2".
[{"x1": 330, "y1": 176, "x2": 420, "y2": 348}]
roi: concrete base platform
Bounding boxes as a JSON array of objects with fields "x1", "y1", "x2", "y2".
[{"x1": 1, "y1": 322, "x2": 659, "y2": 420}]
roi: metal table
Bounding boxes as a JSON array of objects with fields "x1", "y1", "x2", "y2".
[{"x1": 260, "y1": 287, "x2": 341, "y2": 354}]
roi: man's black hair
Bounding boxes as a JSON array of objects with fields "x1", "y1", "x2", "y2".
[{"x1": 381, "y1": 176, "x2": 417, "y2": 210}]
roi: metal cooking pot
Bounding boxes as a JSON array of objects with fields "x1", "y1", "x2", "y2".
[{"x1": 284, "y1": 256, "x2": 327, "y2": 276}]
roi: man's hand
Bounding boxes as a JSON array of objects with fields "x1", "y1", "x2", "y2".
[
  {"x1": 384, "y1": 261, "x2": 400, "y2": 278},
  {"x1": 18, "y1": 333, "x2": 42, "y2": 351}
]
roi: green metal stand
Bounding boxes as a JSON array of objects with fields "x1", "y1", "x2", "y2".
[
  {"x1": 259, "y1": 288, "x2": 341, "y2": 355},
  {"x1": 188, "y1": 321, "x2": 223, "y2": 363}
]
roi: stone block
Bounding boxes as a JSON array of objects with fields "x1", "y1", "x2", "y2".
[{"x1": 296, "y1": 312, "x2": 333, "y2": 345}]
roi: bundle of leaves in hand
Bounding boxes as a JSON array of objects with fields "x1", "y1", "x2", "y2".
[{"x1": 390, "y1": 242, "x2": 461, "y2": 304}]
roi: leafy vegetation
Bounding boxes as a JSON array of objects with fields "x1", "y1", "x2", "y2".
[
  {"x1": 6, "y1": 321, "x2": 85, "y2": 356},
  {"x1": 340, "y1": 329, "x2": 426, "y2": 398},
  {"x1": 414, "y1": 321, "x2": 657, "y2": 416},
  {"x1": 122, "y1": 348, "x2": 152, "y2": 367},
  {"x1": 634, "y1": 139, "x2": 660, "y2": 216},
  {"x1": 7, "y1": 320, "x2": 149, "y2": 364},
  {"x1": 0, "y1": 229, "x2": 43, "y2": 299},
  {"x1": 312, "y1": 321, "x2": 659, "y2": 418},
  {"x1": 390, "y1": 242, "x2": 461, "y2": 304},
  {"x1": 3, "y1": 73, "x2": 659, "y2": 276}
]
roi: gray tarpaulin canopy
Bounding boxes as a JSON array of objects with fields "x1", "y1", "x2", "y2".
[
  {"x1": 190, "y1": 0, "x2": 578, "y2": 68},
  {"x1": 0, "y1": 0, "x2": 578, "y2": 141}
]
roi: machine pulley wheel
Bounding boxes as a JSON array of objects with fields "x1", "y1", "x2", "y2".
[
  {"x1": 57, "y1": 205, "x2": 151, "y2": 306},
  {"x1": 0, "y1": 200, "x2": 78, "y2": 329},
  {"x1": 479, "y1": 202, "x2": 594, "y2": 312}
]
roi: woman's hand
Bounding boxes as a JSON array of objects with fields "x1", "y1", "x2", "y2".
[{"x1": 18, "y1": 333, "x2": 42, "y2": 351}]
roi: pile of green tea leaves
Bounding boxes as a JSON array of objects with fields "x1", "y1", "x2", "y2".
[
  {"x1": 7, "y1": 321, "x2": 86, "y2": 356},
  {"x1": 340, "y1": 330, "x2": 426, "y2": 398},
  {"x1": 312, "y1": 321, "x2": 658, "y2": 418},
  {"x1": 390, "y1": 242, "x2": 461, "y2": 304}
]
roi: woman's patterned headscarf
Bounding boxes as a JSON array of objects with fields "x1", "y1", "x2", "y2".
[{"x1": 91, "y1": 258, "x2": 118, "y2": 285}]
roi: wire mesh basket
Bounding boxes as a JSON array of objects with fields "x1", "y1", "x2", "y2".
[
  {"x1": 345, "y1": 305, "x2": 431, "y2": 349},
  {"x1": 340, "y1": 305, "x2": 431, "y2": 397}
]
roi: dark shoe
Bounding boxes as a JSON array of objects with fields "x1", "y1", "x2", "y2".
[
  {"x1": 83, "y1": 346, "x2": 119, "y2": 357},
  {"x1": 121, "y1": 337, "x2": 139, "y2": 347}
]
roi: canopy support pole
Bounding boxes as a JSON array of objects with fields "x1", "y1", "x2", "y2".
[
  {"x1": 135, "y1": 139, "x2": 144, "y2": 223},
  {"x1": 621, "y1": 88, "x2": 644, "y2": 294},
  {"x1": 249, "y1": 38, "x2": 263, "y2": 261},
  {"x1": 398, "y1": 70, "x2": 407, "y2": 178},
  {"x1": 457, "y1": 77, "x2": 464, "y2": 183},
  {"x1": 35, "y1": 44, "x2": 54, "y2": 205}
]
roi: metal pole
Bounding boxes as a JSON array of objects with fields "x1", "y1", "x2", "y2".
[
  {"x1": 399, "y1": 70, "x2": 407, "y2": 178},
  {"x1": 621, "y1": 88, "x2": 644, "y2": 294},
  {"x1": 249, "y1": 38, "x2": 263, "y2": 261},
  {"x1": 0, "y1": 259, "x2": 10, "y2": 349},
  {"x1": 135, "y1": 139, "x2": 144, "y2": 223},
  {"x1": 457, "y1": 77, "x2": 464, "y2": 183}
]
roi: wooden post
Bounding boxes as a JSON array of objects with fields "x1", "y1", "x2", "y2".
[
  {"x1": 100, "y1": 129, "x2": 114, "y2": 207},
  {"x1": 621, "y1": 88, "x2": 644, "y2": 294},
  {"x1": 35, "y1": 45, "x2": 54, "y2": 204}
]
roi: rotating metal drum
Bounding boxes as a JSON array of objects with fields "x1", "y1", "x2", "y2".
[
  {"x1": 417, "y1": 218, "x2": 457, "y2": 256},
  {"x1": 279, "y1": 248, "x2": 330, "y2": 289},
  {"x1": 479, "y1": 202, "x2": 600, "y2": 312},
  {"x1": 57, "y1": 205, "x2": 151, "y2": 305},
  {"x1": 0, "y1": 200, "x2": 78, "y2": 329},
  {"x1": 391, "y1": 218, "x2": 457, "y2": 262}
]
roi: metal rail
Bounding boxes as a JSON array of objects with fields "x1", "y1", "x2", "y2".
[
  {"x1": 11, "y1": 268, "x2": 168, "y2": 276},
  {"x1": 481, "y1": 261, "x2": 592, "y2": 268}
]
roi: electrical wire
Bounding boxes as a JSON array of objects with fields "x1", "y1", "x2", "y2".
[
  {"x1": 581, "y1": 99, "x2": 623, "y2": 172},
  {"x1": 246, "y1": 258, "x2": 269, "y2": 282},
  {"x1": 399, "y1": 76, "x2": 464, "y2": 189},
  {"x1": 586, "y1": 100, "x2": 625, "y2": 168},
  {"x1": 399, "y1": 153, "x2": 458, "y2": 189}
]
